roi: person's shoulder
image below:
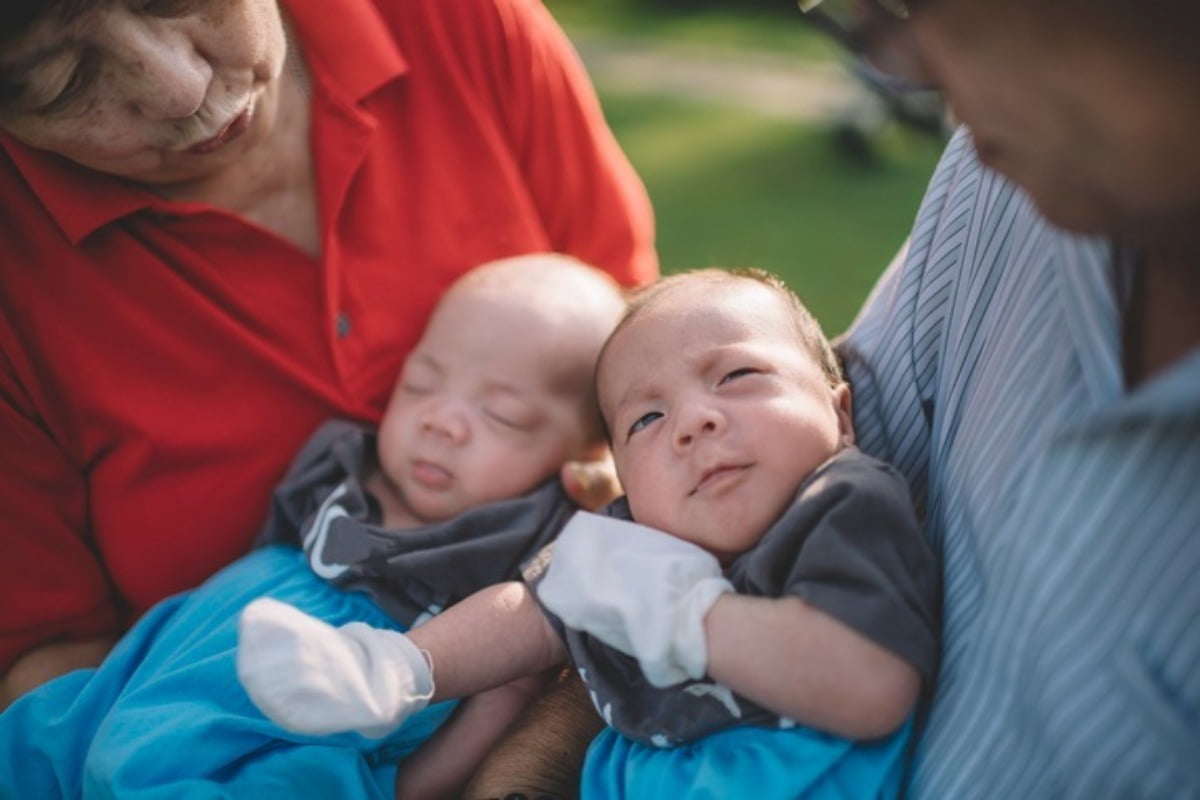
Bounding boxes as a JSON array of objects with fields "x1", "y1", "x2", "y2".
[
  {"x1": 363, "y1": 0, "x2": 549, "y2": 72},
  {"x1": 367, "y1": 0, "x2": 532, "y2": 31}
]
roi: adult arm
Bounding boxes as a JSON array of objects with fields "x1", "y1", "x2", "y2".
[
  {"x1": 0, "y1": 353, "x2": 119, "y2": 705},
  {"x1": 0, "y1": 635, "x2": 117, "y2": 711}
]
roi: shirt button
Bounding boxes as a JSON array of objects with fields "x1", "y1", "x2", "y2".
[{"x1": 335, "y1": 312, "x2": 352, "y2": 339}]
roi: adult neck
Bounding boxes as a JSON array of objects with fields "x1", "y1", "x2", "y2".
[
  {"x1": 155, "y1": 33, "x2": 319, "y2": 257},
  {"x1": 1123, "y1": 244, "x2": 1200, "y2": 387}
]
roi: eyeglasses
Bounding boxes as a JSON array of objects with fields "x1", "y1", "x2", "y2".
[{"x1": 797, "y1": 0, "x2": 934, "y2": 92}]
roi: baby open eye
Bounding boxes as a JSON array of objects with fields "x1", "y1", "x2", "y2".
[{"x1": 627, "y1": 410, "x2": 663, "y2": 437}]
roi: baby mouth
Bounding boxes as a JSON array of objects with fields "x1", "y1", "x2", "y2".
[
  {"x1": 690, "y1": 464, "x2": 750, "y2": 495},
  {"x1": 411, "y1": 460, "x2": 454, "y2": 490}
]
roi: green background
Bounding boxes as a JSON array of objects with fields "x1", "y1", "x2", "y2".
[{"x1": 550, "y1": 0, "x2": 946, "y2": 332}]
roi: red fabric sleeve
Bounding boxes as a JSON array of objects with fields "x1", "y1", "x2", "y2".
[
  {"x1": 0, "y1": 0, "x2": 658, "y2": 675},
  {"x1": 0, "y1": 353, "x2": 118, "y2": 672},
  {"x1": 460, "y1": 0, "x2": 658, "y2": 286}
]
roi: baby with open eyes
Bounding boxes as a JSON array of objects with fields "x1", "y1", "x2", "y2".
[{"x1": 240, "y1": 268, "x2": 940, "y2": 799}]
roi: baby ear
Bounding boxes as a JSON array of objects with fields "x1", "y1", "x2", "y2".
[{"x1": 831, "y1": 383, "x2": 855, "y2": 446}]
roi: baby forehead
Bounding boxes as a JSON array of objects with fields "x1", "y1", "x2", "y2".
[
  {"x1": 641, "y1": 274, "x2": 793, "y2": 318},
  {"x1": 617, "y1": 283, "x2": 797, "y2": 345},
  {"x1": 600, "y1": 314, "x2": 798, "y2": 394}
]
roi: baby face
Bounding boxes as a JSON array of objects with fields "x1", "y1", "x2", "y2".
[
  {"x1": 375, "y1": 285, "x2": 594, "y2": 525},
  {"x1": 598, "y1": 280, "x2": 852, "y2": 563}
]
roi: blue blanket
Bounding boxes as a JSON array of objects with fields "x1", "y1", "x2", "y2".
[
  {"x1": 2, "y1": 545, "x2": 913, "y2": 799},
  {"x1": 583, "y1": 715, "x2": 912, "y2": 799},
  {"x1": 0, "y1": 546, "x2": 456, "y2": 799}
]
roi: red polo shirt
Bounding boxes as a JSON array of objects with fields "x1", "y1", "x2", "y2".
[{"x1": 0, "y1": 0, "x2": 656, "y2": 670}]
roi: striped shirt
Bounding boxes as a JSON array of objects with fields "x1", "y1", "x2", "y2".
[{"x1": 839, "y1": 128, "x2": 1200, "y2": 799}]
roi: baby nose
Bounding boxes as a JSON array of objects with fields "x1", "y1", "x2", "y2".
[
  {"x1": 673, "y1": 404, "x2": 722, "y2": 449},
  {"x1": 420, "y1": 404, "x2": 469, "y2": 442}
]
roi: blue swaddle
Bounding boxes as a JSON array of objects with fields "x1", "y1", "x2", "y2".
[
  {"x1": 583, "y1": 717, "x2": 912, "y2": 800},
  {"x1": 0, "y1": 546, "x2": 456, "y2": 799}
]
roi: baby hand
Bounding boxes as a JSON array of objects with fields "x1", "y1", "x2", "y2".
[
  {"x1": 537, "y1": 512, "x2": 732, "y2": 687},
  {"x1": 236, "y1": 597, "x2": 433, "y2": 738},
  {"x1": 560, "y1": 455, "x2": 622, "y2": 511}
]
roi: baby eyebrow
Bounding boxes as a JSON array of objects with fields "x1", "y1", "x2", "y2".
[
  {"x1": 610, "y1": 385, "x2": 642, "y2": 416},
  {"x1": 481, "y1": 382, "x2": 540, "y2": 414},
  {"x1": 409, "y1": 353, "x2": 444, "y2": 373},
  {"x1": 610, "y1": 383, "x2": 660, "y2": 423}
]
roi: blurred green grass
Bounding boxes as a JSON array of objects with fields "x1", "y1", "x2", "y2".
[
  {"x1": 548, "y1": 0, "x2": 837, "y2": 60},
  {"x1": 551, "y1": 2, "x2": 945, "y2": 333},
  {"x1": 599, "y1": 93, "x2": 943, "y2": 333}
]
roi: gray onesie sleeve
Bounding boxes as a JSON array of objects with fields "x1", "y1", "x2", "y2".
[{"x1": 258, "y1": 419, "x2": 578, "y2": 627}]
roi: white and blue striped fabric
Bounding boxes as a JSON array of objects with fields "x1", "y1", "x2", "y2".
[{"x1": 839, "y1": 128, "x2": 1200, "y2": 799}]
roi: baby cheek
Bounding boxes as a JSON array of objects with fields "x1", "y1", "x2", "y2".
[
  {"x1": 468, "y1": 441, "x2": 546, "y2": 501},
  {"x1": 621, "y1": 470, "x2": 672, "y2": 531}
]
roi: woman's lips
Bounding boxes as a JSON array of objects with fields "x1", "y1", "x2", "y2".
[{"x1": 187, "y1": 105, "x2": 253, "y2": 155}]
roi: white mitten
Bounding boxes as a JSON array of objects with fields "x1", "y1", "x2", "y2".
[
  {"x1": 236, "y1": 597, "x2": 433, "y2": 738},
  {"x1": 537, "y1": 511, "x2": 733, "y2": 687}
]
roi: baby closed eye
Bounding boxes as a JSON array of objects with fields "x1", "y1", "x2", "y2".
[{"x1": 718, "y1": 366, "x2": 762, "y2": 385}]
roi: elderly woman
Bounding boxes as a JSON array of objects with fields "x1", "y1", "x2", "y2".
[
  {"x1": 0, "y1": 0, "x2": 653, "y2": 692},
  {"x1": 0, "y1": 0, "x2": 653, "y2": 795}
]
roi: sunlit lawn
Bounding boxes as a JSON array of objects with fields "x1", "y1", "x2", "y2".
[
  {"x1": 599, "y1": 91, "x2": 944, "y2": 333},
  {"x1": 550, "y1": 0, "x2": 946, "y2": 331},
  {"x1": 548, "y1": 0, "x2": 838, "y2": 60}
]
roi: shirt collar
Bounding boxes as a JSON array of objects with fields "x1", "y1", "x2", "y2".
[
  {"x1": 286, "y1": 0, "x2": 407, "y2": 103},
  {"x1": 1054, "y1": 233, "x2": 1200, "y2": 423},
  {"x1": 0, "y1": 0, "x2": 407, "y2": 245},
  {"x1": 1054, "y1": 231, "x2": 1125, "y2": 411},
  {"x1": 0, "y1": 133, "x2": 158, "y2": 244}
]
